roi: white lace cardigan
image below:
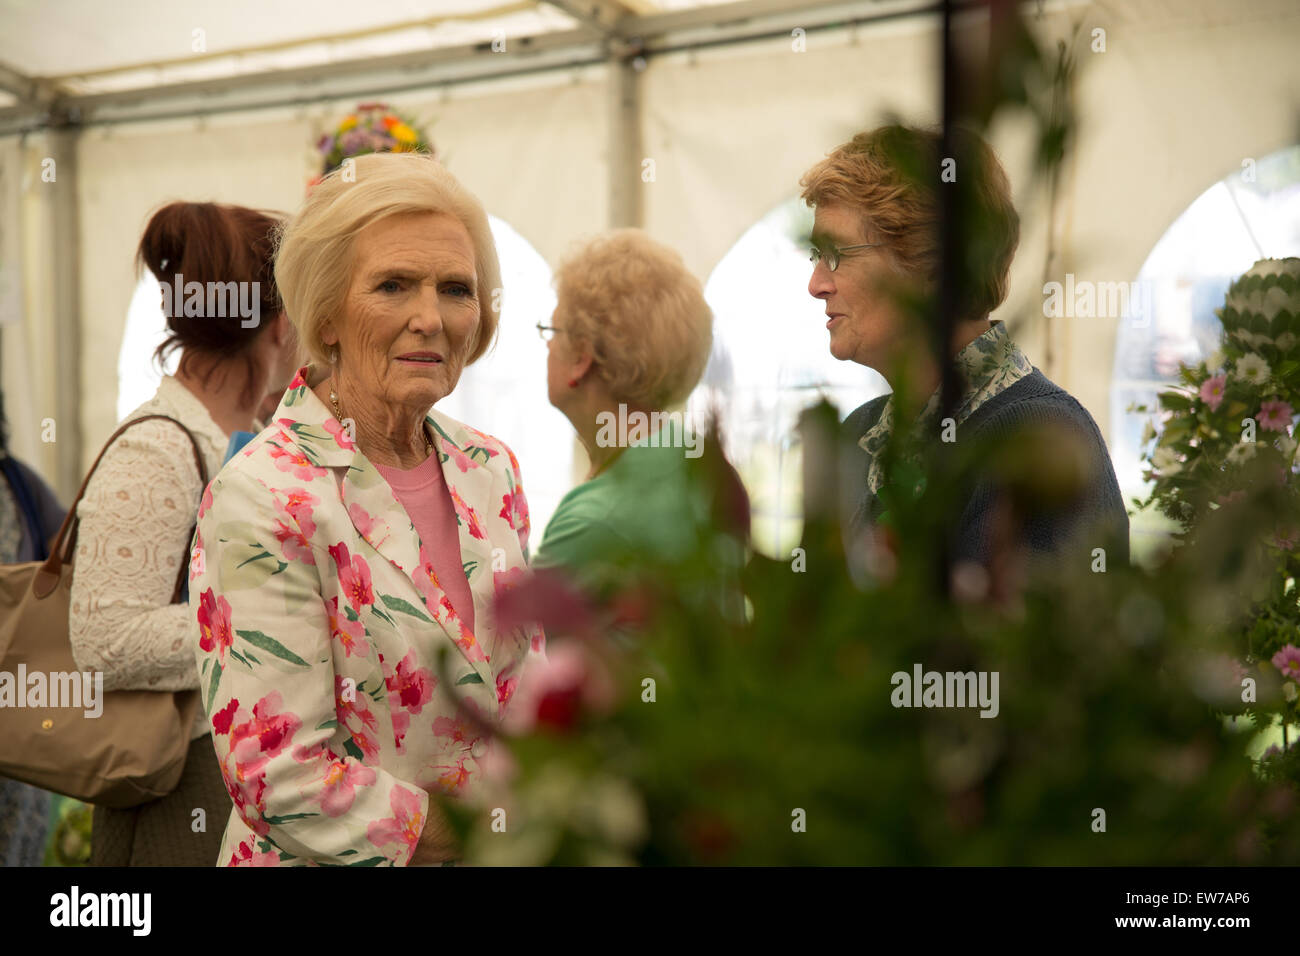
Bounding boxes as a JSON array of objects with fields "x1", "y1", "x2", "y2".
[{"x1": 69, "y1": 376, "x2": 233, "y2": 739}]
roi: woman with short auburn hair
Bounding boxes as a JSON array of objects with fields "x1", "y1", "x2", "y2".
[
  {"x1": 800, "y1": 123, "x2": 1127, "y2": 568},
  {"x1": 192, "y1": 152, "x2": 540, "y2": 866}
]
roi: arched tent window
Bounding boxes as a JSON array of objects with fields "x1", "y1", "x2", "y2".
[
  {"x1": 116, "y1": 215, "x2": 570, "y2": 548},
  {"x1": 1110, "y1": 146, "x2": 1300, "y2": 554},
  {"x1": 687, "y1": 197, "x2": 888, "y2": 558}
]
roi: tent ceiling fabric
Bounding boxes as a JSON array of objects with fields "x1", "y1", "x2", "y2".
[{"x1": 0, "y1": 0, "x2": 754, "y2": 95}]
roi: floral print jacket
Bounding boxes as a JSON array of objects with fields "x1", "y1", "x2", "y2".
[{"x1": 190, "y1": 365, "x2": 541, "y2": 866}]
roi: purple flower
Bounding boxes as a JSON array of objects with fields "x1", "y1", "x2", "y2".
[{"x1": 1271, "y1": 644, "x2": 1300, "y2": 679}]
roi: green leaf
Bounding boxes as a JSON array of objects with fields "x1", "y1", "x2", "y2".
[
  {"x1": 206, "y1": 658, "x2": 223, "y2": 714},
  {"x1": 343, "y1": 737, "x2": 364, "y2": 761},
  {"x1": 456, "y1": 672, "x2": 484, "y2": 685},
  {"x1": 264, "y1": 812, "x2": 319, "y2": 825},
  {"x1": 236, "y1": 629, "x2": 310, "y2": 667},
  {"x1": 381, "y1": 594, "x2": 434, "y2": 623},
  {"x1": 315, "y1": 717, "x2": 339, "y2": 730},
  {"x1": 229, "y1": 648, "x2": 251, "y2": 667},
  {"x1": 347, "y1": 856, "x2": 389, "y2": 866}
]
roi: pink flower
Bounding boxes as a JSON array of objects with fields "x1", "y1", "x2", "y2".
[
  {"x1": 269, "y1": 443, "x2": 328, "y2": 482},
  {"x1": 321, "y1": 416, "x2": 356, "y2": 451},
  {"x1": 325, "y1": 596, "x2": 370, "y2": 658},
  {"x1": 1271, "y1": 644, "x2": 1300, "y2": 679},
  {"x1": 329, "y1": 543, "x2": 374, "y2": 610},
  {"x1": 502, "y1": 639, "x2": 616, "y2": 736},
  {"x1": 227, "y1": 692, "x2": 303, "y2": 779},
  {"x1": 228, "y1": 836, "x2": 279, "y2": 866},
  {"x1": 448, "y1": 486, "x2": 486, "y2": 540},
  {"x1": 212, "y1": 698, "x2": 240, "y2": 736},
  {"x1": 1199, "y1": 375, "x2": 1226, "y2": 411},
  {"x1": 442, "y1": 442, "x2": 476, "y2": 473},
  {"x1": 349, "y1": 502, "x2": 378, "y2": 537},
  {"x1": 496, "y1": 673, "x2": 518, "y2": 708},
  {"x1": 197, "y1": 588, "x2": 234, "y2": 660},
  {"x1": 335, "y1": 674, "x2": 379, "y2": 736},
  {"x1": 384, "y1": 650, "x2": 435, "y2": 714},
  {"x1": 313, "y1": 760, "x2": 377, "y2": 817},
  {"x1": 1257, "y1": 400, "x2": 1294, "y2": 432},
  {"x1": 499, "y1": 488, "x2": 529, "y2": 532},
  {"x1": 276, "y1": 487, "x2": 320, "y2": 537},
  {"x1": 365, "y1": 786, "x2": 424, "y2": 861},
  {"x1": 198, "y1": 482, "x2": 214, "y2": 518},
  {"x1": 189, "y1": 530, "x2": 205, "y2": 580},
  {"x1": 1272, "y1": 527, "x2": 1300, "y2": 550}
]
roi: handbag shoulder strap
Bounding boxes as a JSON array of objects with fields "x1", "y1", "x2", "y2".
[{"x1": 34, "y1": 414, "x2": 209, "y2": 603}]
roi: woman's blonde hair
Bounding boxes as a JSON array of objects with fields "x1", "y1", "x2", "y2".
[
  {"x1": 800, "y1": 124, "x2": 1020, "y2": 322},
  {"x1": 275, "y1": 152, "x2": 501, "y2": 366},
  {"x1": 555, "y1": 229, "x2": 713, "y2": 409}
]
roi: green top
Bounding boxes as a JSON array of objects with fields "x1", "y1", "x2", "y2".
[{"x1": 533, "y1": 420, "x2": 712, "y2": 587}]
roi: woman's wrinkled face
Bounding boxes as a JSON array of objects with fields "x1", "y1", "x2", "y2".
[
  {"x1": 326, "y1": 211, "x2": 480, "y2": 412},
  {"x1": 807, "y1": 202, "x2": 916, "y2": 372}
]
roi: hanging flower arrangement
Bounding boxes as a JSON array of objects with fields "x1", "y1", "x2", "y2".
[{"x1": 310, "y1": 101, "x2": 435, "y2": 187}]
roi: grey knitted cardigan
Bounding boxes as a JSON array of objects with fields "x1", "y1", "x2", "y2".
[{"x1": 841, "y1": 368, "x2": 1130, "y2": 568}]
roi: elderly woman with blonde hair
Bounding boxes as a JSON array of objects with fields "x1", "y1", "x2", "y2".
[
  {"x1": 532, "y1": 229, "x2": 746, "y2": 597},
  {"x1": 190, "y1": 152, "x2": 541, "y2": 866}
]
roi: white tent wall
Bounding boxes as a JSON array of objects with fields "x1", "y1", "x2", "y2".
[
  {"x1": 66, "y1": 71, "x2": 607, "y2": 484},
  {"x1": 0, "y1": 0, "x2": 1296, "y2": 498}
]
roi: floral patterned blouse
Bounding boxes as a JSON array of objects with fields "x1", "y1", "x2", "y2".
[
  {"x1": 858, "y1": 320, "x2": 1033, "y2": 495},
  {"x1": 190, "y1": 365, "x2": 542, "y2": 866}
]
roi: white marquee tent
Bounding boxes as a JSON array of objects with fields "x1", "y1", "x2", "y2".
[{"x1": 1, "y1": 0, "x2": 1298, "y2": 552}]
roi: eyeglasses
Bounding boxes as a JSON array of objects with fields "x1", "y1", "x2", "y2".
[
  {"x1": 809, "y1": 241, "x2": 881, "y2": 272},
  {"x1": 536, "y1": 323, "x2": 568, "y2": 341}
]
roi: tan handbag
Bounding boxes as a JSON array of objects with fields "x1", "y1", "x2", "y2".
[{"x1": 0, "y1": 414, "x2": 207, "y2": 808}]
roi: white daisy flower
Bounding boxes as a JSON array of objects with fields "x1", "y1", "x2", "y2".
[
  {"x1": 1152, "y1": 446, "x2": 1183, "y2": 475},
  {"x1": 1226, "y1": 441, "x2": 1257, "y2": 466},
  {"x1": 1236, "y1": 353, "x2": 1271, "y2": 386},
  {"x1": 1204, "y1": 348, "x2": 1225, "y2": 372}
]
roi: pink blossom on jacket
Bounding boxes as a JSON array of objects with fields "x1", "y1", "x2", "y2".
[
  {"x1": 228, "y1": 692, "x2": 303, "y2": 780},
  {"x1": 313, "y1": 760, "x2": 378, "y2": 817},
  {"x1": 190, "y1": 530, "x2": 205, "y2": 580},
  {"x1": 276, "y1": 487, "x2": 321, "y2": 538},
  {"x1": 384, "y1": 650, "x2": 435, "y2": 714},
  {"x1": 1257, "y1": 399, "x2": 1294, "y2": 432},
  {"x1": 365, "y1": 785, "x2": 424, "y2": 861},
  {"x1": 442, "y1": 441, "x2": 476, "y2": 473},
  {"x1": 1198, "y1": 375, "x2": 1226, "y2": 411},
  {"x1": 348, "y1": 502, "x2": 379, "y2": 538},
  {"x1": 442, "y1": 598, "x2": 487, "y2": 662},
  {"x1": 321, "y1": 416, "x2": 357, "y2": 450},
  {"x1": 499, "y1": 488, "x2": 529, "y2": 532},
  {"x1": 197, "y1": 588, "x2": 234, "y2": 660},
  {"x1": 325, "y1": 595, "x2": 370, "y2": 658},
  {"x1": 330, "y1": 542, "x2": 375, "y2": 610},
  {"x1": 269, "y1": 442, "x2": 328, "y2": 482},
  {"x1": 273, "y1": 505, "x2": 316, "y2": 566},
  {"x1": 496, "y1": 672, "x2": 518, "y2": 708},
  {"x1": 228, "y1": 835, "x2": 280, "y2": 866},
  {"x1": 448, "y1": 485, "x2": 486, "y2": 540},
  {"x1": 198, "y1": 481, "x2": 214, "y2": 518}
]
